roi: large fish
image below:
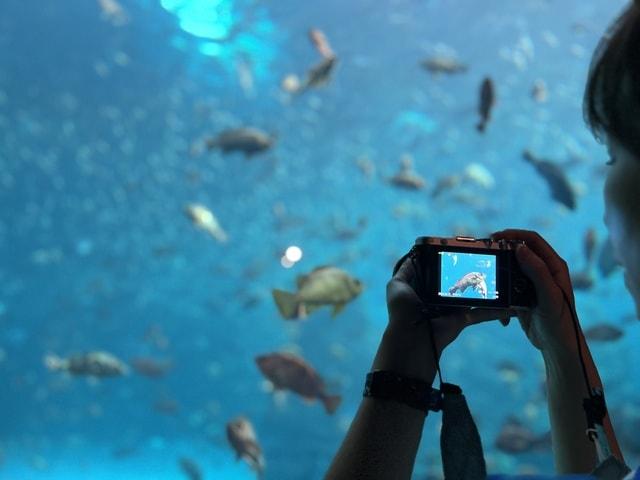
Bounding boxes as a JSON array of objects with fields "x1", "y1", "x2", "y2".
[
  {"x1": 523, "y1": 150, "x2": 577, "y2": 210},
  {"x1": 272, "y1": 266, "x2": 363, "y2": 319},
  {"x1": 226, "y1": 416, "x2": 265, "y2": 478},
  {"x1": 448, "y1": 272, "x2": 488, "y2": 299},
  {"x1": 255, "y1": 352, "x2": 341, "y2": 414},
  {"x1": 476, "y1": 77, "x2": 495, "y2": 133},
  {"x1": 44, "y1": 351, "x2": 128, "y2": 377},
  {"x1": 205, "y1": 127, "x2": 275, "y2": 157}
]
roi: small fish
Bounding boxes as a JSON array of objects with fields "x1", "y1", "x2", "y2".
[
  {"x1": 584, "y1": 324, "x2": 624, "y2": 342},
  {"x1": 571, "y1": 270, "x2": 595, "y2": 291},
  {"x1": 431, "y1": 174, "x2": 461, "y2": 198},
  {"x1": 205, "y1": 127, "x2": 275, "y2": 157},
  {"x1": 154, "y1": 397, "x2": 179, "y2": 415},
  {"x1": 255, "y1": 352, "x2": 342, "y2": 414},
  {"x1": 420, "y1": 56, "x2": 468, "y2": 75},
  {"x1": 523, "y1": 150, "x2": 577, "y2": 210},
  {"x1": 302, "y1": 56, "x2": 337, "y2": 90},
  {"x1": 531, "y1": 79, "x2": 549, "y2": 103},
  {"x1": 131, "y1": 357, "x2": 172, "y2": 378},
  {"x1": 97, "y1": 0, "x2": 129, "y2": 26},
  {"x1": 185, "y1": 203, "x2": 228, "y2": 243},
  {"x1": 272, "y1": 266, "x2": 363, "y2": 319},
  {"x1": 477, "y1": 77, "x2": 495, "y2": 133},
  {"x1": 598, "y1": 235, "x2": 621, "y2": 278},
  {"x1": 226, "y1": 416, "x2": 265, "y2": 477},
  {"x1": 448, "y1": 272, "x2": 488, "y2": 299},
  {"x1": 308, "y1": 28, "x2": 335, "y2": 59},
  {"x1": 497, "y1": 360, "x2": 522, "y2": 384},
  {"x1": 388, "y1": 154, "x2": 426, "y2": 190},
  {"x1": 330, "y1": 216, "x2": 368, "y2": 241},
  {"x1": 584, "y1": 228, "x2": 597, "y2": 267},
  {"x1": 179, "y1": 457, "x2": 203, "y2": 480},
  {"x1": 44, "y1": 351, "x2": 128, "y2": 377},
  {"x1": 495, "y1": 417, "x2": 551, "y2": 454}
]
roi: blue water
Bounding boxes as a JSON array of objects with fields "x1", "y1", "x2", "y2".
[{"x1": 1, "y1": 0, "x2": 639, "y2": 478}]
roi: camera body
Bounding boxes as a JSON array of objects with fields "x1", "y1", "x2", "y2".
[{"x1": 409, "y1": 236, "x2": 536, "y2": 311}]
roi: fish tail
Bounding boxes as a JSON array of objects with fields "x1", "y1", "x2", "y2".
[
  {"x1": 322, "y1": 394, "x2": 342, "y2": 414},
  {"x1": 272, "y1": 289, "x2": 301, "y2": 319}
]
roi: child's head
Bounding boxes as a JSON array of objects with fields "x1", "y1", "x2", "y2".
[{"x1": 586, "y1": 2, "x2": 640, "y2": 317}]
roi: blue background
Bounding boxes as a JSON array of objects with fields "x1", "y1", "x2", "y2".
[{"x1": 0, "y1": 0, "x2": 639, "y2": 478}]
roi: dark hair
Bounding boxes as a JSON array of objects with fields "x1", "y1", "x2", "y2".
[{"x1": 584, "y1": 2, "x2": 640, "y2": 158}]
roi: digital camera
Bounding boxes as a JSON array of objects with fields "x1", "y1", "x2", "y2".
[{"x1": 405, "y1": 236, "x2": 536, "y2": 312}]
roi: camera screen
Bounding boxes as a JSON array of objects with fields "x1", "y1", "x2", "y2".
[{"x1": 438, "y1": 251, "x2": 499, "y2": 300}]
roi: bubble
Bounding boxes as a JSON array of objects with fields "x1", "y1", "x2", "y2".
[{"x1": 285, "y1": 245, "x2": 302, "y2": 263}]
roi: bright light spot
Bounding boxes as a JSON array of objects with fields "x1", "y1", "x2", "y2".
[
  {"x1": 285, "y1": 245, "x2": 303, "y2": 263},
  {"x1": 280, "y1": 256, "x2": 295, "y2": 269}
]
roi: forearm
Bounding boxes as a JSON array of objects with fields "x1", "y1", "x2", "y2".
[
  {"x1": 543, "y1": 333, "x2": 623, "y2": 473},
  {"x1": 325, "y1": 326, "x2": 437, "y2": 480}
]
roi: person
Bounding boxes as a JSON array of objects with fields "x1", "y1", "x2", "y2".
[{"x1": 325, "y1": 1, "x2": 640, "y2": 478}]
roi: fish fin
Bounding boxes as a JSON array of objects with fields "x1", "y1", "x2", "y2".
[
  {"x1": 272, "y1": 289, "x2": 300, "y2": 319},
  {"x1": 304, "y1": 304, "x2": 321, "y2": 316},
  {"x1": 322, "y1": 394, "x2": 342, "y2": 414},
  {"x1": 332, "y1": 302, "x2": 346, "y2": 318}
]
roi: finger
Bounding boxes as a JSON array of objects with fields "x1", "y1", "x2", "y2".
[
  {"x1": 514, "y1": 244, "x2": 561, "y2": 311},
  {"x1": 491, "y1": 229, "x2": 567, "y2": 278},
  {"x1": 392, "y1": 254, "x2": 417, "y2": 285},
  {"x1": 442, "y1": 308, "x2": 513, "y2": 329},
  {"x1": 386, "y1": 278, "x2": 422, "y2": 319}
]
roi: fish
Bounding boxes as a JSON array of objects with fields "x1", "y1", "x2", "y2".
[
  {"x1": 431, "y1": 174, "x2": 461, "y2": 198},
  {"x1": 308, "y1": 28, "x2": 335, "y2": 59},
  {"x1": 495, "y1": 417, "x2": 551, "y2": 454},
  {"x1": 448, "y1": 272, "x2": 488, "y2": 299},
  {"x1": 584, "y1": 228, "x2": 597, "y2": 267},
  {"x1": 185, "y1": 203, "x2": 228, "y2": 243},
  {"x1": 330, "y1": 216, "x2": 368, "y2": 241},
  {"x1": 598, "y1": 235, "x2": 621, "y2": 278},
  {"x1": 584, "y1": 324, "x2": 624, "y2": 342},
  {"x1": 154, "y1": 397, "x2": 179, "y2": 415},
  {"x1": 205, "y1": 127, "x2": 275, "y2": 157},
  {"x1": 497, "y1": 360, "x2": 522, "y2": 384},
  {"x1": 179, "y1": 457, "x2": 203, "y2": 480},
  {"x1": 388, "y1": 154, "x2": 426, "y2": 190},
  {"x1": 97, "y1": 0, "x2": 129, "y2": 26},
  {"x1": 130, "y1": 357, "x2": 172, "y2": 378},
  {"x1": 272, "y1": 266, "x2": 363, "y2": 319},
  {"x1": 255, "y1": 352, "x2": 342, "y2": 414},
  {"x1": 522, "y1": 150, "x2": 577, "y2": 210},
  {"x1": 420, "y1": 56, "x2": 468, "y2": 75},
  {"x1": 226, "y1": 416, "x2": 265, "y2": 477},
  {"x1": 476, "y1": 77, "x2": 495, "y2": 133},
  {"x1": 44, "y1": 351, "x2": 128, "y2": 377},
  {"x1": 571, "y1": 270, "x2": 595, "y2": 291},
  {"x1": 302, "y1": 56, "x2": 337, "y2": 90},
  {"x1": 531, "y1": 79, "x2": 549, "y2": 103}
]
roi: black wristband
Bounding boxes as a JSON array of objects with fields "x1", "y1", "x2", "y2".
[{"x1": 363, "y1": 370, "x2": 442, "y2": 413}]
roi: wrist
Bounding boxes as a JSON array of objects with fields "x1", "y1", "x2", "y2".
[{"x1": 371, "y1": 325, "x2": 437, "y2": 383}]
